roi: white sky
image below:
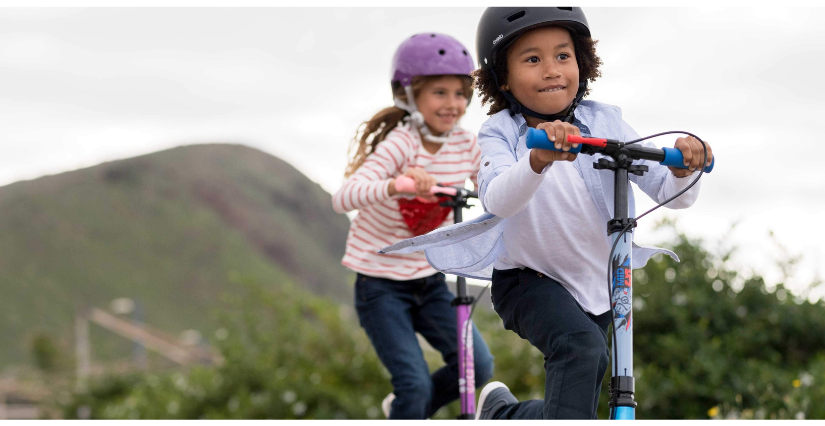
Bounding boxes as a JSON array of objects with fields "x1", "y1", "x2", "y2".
[{"x1": 1, "y1": 6, "x2": 824, "y2": 297}]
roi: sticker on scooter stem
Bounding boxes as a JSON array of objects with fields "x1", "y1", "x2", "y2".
[
  {"x1": 611, "y1": 254, "x2": 632, "y2": 331},
  {"x1": 459, "y1": 319, "x2": 475, "y2": 394}
]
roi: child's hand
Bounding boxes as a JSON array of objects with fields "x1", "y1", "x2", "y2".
[
  {"x1": 529, "y1": 120, "x2": 581, "y2": 173},
  {"x1": 668, "y1": 136, "x2": 714, "y2": 177},
  {"x1": 389, "y1": 167, "x2": 438, "y2": 201},
  {"x1": 404, "y1": 167, "x2": 437, "y2": 196}
]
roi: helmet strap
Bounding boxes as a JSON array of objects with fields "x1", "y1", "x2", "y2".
[
  {"x1": 491, "y1": 68, "x2": 587, "y2": 124},
  {"x1": 393, "y1": 85, "x2": 455, "y2": 144}
]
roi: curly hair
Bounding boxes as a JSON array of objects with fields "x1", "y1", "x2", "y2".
[{"x1": 472, "y1": 23, "x2": 603, "y2": 116}]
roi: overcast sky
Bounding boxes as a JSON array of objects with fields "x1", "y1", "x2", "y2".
[{"x1": 1, "y1": 6, "x2": 824, "y2": 297}]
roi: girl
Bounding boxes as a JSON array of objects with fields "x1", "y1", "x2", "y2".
[
  {"x1": 331, "y1": 33, "x2": 494, "y2": 420},
  {"x1": 381, "y1": 7, "x2": 714, "y2": 420}
]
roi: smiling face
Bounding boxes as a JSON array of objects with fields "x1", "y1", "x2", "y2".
[
  {"x1": 414, "y1": 75, "x2": 468, "y2": 135},
  {"x1": 503, "y1": 26, "x2": 579, "y2": 121}
]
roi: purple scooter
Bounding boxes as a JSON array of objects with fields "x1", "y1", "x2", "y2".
[{"x1": 395, "y1": 175, "x2": 480, "y2": 419}]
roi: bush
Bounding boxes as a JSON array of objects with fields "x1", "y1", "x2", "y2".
[{"x1": 62, "y1": 221, "x2": 825, "y2": 419}]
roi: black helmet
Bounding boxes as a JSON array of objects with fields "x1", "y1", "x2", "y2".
[
  {"x1": 475, "y1": 7, "x2": 591, "y2": 122},
  {"x1": 476, "y1": 7, "x2": 590, "y2": 70}
]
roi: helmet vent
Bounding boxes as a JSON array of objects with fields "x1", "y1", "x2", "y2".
[
  {"x1": 462, "y1": 50, "x2": 468, "y2": 56},
  {"x1": 430, "y1": 34, "x2": 436, "y2": 37},
  {"x1": 506, "y1": 11, "x2": 525, "y2": 22},
  {"x1": 557, "y1": 7, "x2": 573, "y2": 11},
  {"x1": 438, "y1": 49, "x2": 445, "y2": 55}
]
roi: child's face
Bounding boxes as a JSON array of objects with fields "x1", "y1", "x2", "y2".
[
  {"x1": 504, "y1": 26, "x2": 579, "y2": 117},
  {"x1": 415, "y1": 76, "x2": 467, "y2": 135}
]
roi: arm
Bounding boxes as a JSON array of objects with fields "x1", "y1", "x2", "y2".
[
  {"x1": 331, "y1": 134, "x2": 411, "y2": 213},
  {"x1": 482, "y1": 150, "x2": 551, "y2": 217},
  {"x1": 620, "y1": 118, "x2": 703, "y2": 209},
  {"x1": 657, "y1": 172, "x2": 702, "y2": 209},
  {"x1": 479, "y1": 119, "x2": 581, "y2": 217},
  {"x1": 477, "y1": 121, "x2": 548, "y2": 218}
]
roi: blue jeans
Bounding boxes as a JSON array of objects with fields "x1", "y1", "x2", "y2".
[
  {"x1": 489, "y1": 268, "x2": 611, "y2": 419},
  {"x1": 355, "y1": 272, "x2": 495, "y2": 419}
]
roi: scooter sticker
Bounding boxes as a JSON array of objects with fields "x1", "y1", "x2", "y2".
[
  {"x1": 611, "y1": 254, "x2": 632, "y2": 331},
  {"x1": 459, "y1": 319, "x2": 475, "y2": 394}
]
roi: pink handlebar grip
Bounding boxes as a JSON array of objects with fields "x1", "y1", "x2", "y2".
[
  {"x1": 394, "y1": 175, "x2": 457, "y2": 197},
  {"x1": 433, "y1": 186, "x2": 457, "y2": 196},
  {"x1": 394, "y1": 175, "x2": 417, "y2": 193}
]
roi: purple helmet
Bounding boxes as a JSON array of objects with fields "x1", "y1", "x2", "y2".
[{"x1": 390, "y1": 33, "x2": 475, "y2": 88}]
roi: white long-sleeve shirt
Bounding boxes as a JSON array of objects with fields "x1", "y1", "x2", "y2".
[{"x1": 485, "y1": 149, "x2": 700, "y2": 315}]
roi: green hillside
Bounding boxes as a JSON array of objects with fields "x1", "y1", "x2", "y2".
[{"x1": 0, "y1": 144, "x2": 352, "y2": 366}]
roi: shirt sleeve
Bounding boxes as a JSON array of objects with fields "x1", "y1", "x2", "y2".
[
  {"x1": 483, "y1": 150, "x2": 550, "y2": 217},
  {"x1": 468, "y1": 135, "x2": 482, "y2": 191},
  {"x1": 477, "y1": 118, "x2": 550, "y2": 218},
  {"x1": 620, "y1": 117, "x2": 702, "y2": 209},
  {"x1": 657, "y1": 170, "x2": 703, "y2": 208},
  {"x1": 331, "y1": 133, "x2": 412, "y2": 213}
]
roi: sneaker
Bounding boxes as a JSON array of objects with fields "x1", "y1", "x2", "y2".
[
  {"x1": 475, "y1": 381, "x2": 517, "y2": 420},
  {"x1": 381, "y1": 393, "x2": 395, "y2": 418}
]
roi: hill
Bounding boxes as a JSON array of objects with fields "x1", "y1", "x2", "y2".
[{"x1": 0, "y1": 144, "x2": 351, "y2": 366}]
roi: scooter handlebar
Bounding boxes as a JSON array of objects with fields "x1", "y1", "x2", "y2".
[
  {"x1": 526, "y1": 128, "x2": 714, "y2": 173},
  {"x1": 394, "y1": 175, "x2": 462, "y2": 197}
]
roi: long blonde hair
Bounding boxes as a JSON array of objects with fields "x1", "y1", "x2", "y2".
[{"x1": 344, "y1": 75, "x2": 473, "y2": 178}]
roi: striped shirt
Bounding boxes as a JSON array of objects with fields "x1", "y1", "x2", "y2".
[{"x1": 332, "y1": 122, "x2": 481, "y2": 281}]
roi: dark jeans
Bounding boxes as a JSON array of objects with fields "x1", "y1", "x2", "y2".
[
  {"x1": 355, "y1": 272, "x2": 495, "y2": 419},
  {"x1": 489, "y1": 268, "x2": 611, "y2": 419}
]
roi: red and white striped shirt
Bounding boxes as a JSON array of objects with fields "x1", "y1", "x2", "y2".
[{"x1": 332, "y1": 123, "x2": 481, "y2": 281}]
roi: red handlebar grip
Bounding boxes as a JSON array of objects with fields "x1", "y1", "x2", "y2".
[{"x1": 567, "y1": 135, "x2": 607, "y2": 147}]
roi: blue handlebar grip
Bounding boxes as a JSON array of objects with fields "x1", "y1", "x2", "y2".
[
  {"x1": 525, "y1": 128, "x2": 584, "y2": 154},
  {"x1": 661, "y1": 147, "x2": 715, "y2": 173}
]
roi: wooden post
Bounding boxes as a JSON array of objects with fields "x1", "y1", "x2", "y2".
[{"x1": 75, "y1": 308, "x2": 91, "y2": 392}]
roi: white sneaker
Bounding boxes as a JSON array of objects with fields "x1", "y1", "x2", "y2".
[
  {"x1": 381, "y1": 393, "x2": 396, "y2": 418},
  {"x1": 475, "y1": 381, "x2": 517, "y2": 420}
]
